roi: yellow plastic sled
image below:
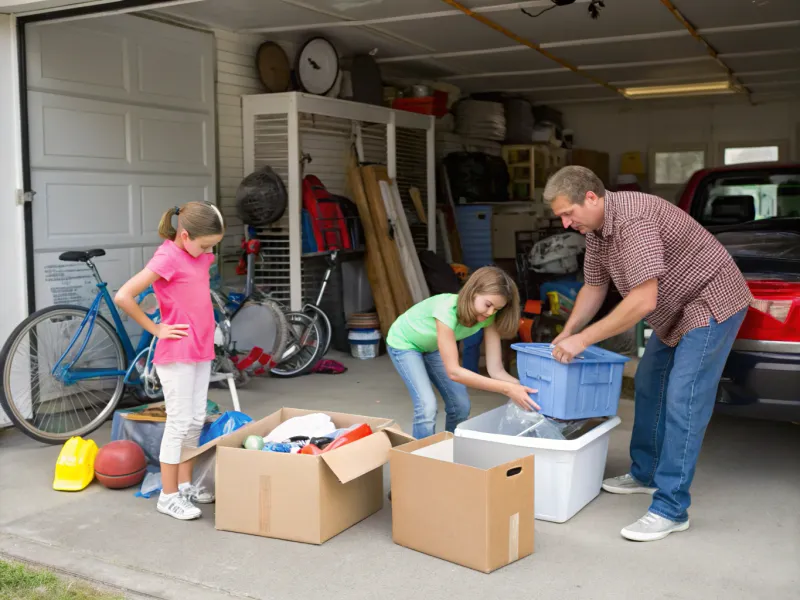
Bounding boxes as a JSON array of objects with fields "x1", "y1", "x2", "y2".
[{"x1": 53, "y1": 436, "x2": 98, "y2": 492}]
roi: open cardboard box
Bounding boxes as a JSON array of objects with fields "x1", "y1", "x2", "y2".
[
  {"x1": 390, "y1": 432, "x2": 535, "y2": 573},
  {"x1": 194, "y1": 408, "x2": 414, "y2": 545}
]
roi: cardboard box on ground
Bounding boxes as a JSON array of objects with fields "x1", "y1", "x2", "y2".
[
  {"x1": 182, "y1": 408, "x2": 414, "y2": 545},
  {"x1": 390, "y1": 433, "x2": 535, "y2": 573}
]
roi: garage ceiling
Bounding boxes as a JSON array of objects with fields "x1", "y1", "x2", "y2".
[{"x1": 156, "y1": 0, "x2": 800, "y2": 106}]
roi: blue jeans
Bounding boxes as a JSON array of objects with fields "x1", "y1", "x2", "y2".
[
  {"x1": 462, "y1": 330, "x2": 484, "y2": 374},
  {"x1": 630, "y1": 309, "x2": 746, "y2": 522},
  {"x1": 387, "y1": 346, "x2": 471, "y2": 439}
]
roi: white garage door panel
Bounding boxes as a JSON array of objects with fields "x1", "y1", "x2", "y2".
[
  {"x1": 141, "y1": 184, "x2": 209, "y2": 235},
  {"x1": 26, "y1": 16, "x2": 213, "y2": 112},
  {"x1": 29, "y1": 92, "x2": 213, "y2": 175},
  {"x1": 138, "y1": 42, "x2": 208, "y2": 104},
  {"x1": 138, "y1": 117, "x2": 208, "y2": 169},
  {"x1": 39, "y1": 26, "x2": 127, "y2": 90},
  {"x1": 32, "y1": 172, "x2": 212, "y2": 251}
]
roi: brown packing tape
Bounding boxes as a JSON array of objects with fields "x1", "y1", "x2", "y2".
[
  {"x1": 259, "y1": 475, "x2": 271, "y2": 535},
  {"x1": 508, "y1": 513, "x2": 520, "y2": 563}
]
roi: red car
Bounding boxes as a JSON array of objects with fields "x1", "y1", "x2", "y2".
[{"x1": 677, "y1": 163, "x2": 800, "y2": 421}]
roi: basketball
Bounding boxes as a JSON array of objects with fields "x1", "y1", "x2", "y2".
[{"x1": 94, "y1": 440, "x2": 147, "y2": 489}]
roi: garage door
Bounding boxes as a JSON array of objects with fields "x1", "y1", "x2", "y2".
[{"x1": 25, "y1": 14, "x2": 216, "y2": 320}]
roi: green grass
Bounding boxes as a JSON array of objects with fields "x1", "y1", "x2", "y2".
[{"x1": 0, "y1": 560, "x2": 124, "y2": 600}]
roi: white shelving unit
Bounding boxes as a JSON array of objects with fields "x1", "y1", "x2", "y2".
[{"x1": 242, "y1": 92, "x2": 436, "y2": 310}]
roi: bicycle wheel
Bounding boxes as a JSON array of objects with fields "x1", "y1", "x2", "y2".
[
  {"x1": 302, "y1": 304, "x2": 332, "y2": 358},
  {"x1": 270, "y1": 311, "x2": 324, "y2": 378},
  {"x1": 229, "y1": 298, "x2": 289, "y2": 371},
  {"x1": 0, "y1": 305, "x2": 127, "y2": 444}
]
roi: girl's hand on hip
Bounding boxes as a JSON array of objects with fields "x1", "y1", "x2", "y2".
[
  {"x1": 155, "y1": 323, "x2": 190, "y2": 340},
  {"x1": 508, "y1": 384, "x2": 540, "y2": 411}
]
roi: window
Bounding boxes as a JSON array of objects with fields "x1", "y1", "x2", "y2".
[
  {"x1": 653, "y1": 150, "x2": 705, "y2": 185},
  {"x1": 724, "y1": 145, "x2": 780, "y2": 165},
  {"x1": 692, "y1": 167, "x2": 800, "y2": 227}
]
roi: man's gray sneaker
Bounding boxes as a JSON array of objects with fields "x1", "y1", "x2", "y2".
[
  {"x1": 602, "y1": 473, "x2": 657, "y2": 495},
  {"x1": 621, "y1": 511, "x2": 690, "y2": 542}
]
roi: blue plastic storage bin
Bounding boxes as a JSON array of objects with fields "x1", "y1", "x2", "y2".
[
  {"x1": 454, "y1": 205, "x2": 493, "y2": 271},
  {"x1": 512, "y1": 343, "x2": 630, "y2": 420}
]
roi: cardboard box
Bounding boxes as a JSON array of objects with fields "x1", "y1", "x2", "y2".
[
  {"x1": 390, "y1": 433, "x2": 534, "y2": 573},
  {"x1": 492, "y1": 206, "x2": 547, "y2": 259},
  {"x1": 570, "y1": 149, "x2": 610, "y2": 187},
  {"x1": 209, "y1": 408, "x2": 414, "y2": 545}
]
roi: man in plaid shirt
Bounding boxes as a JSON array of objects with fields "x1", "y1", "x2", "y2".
[{"x1": 544, "y1": 166, "x2": 751, "y2": 542}]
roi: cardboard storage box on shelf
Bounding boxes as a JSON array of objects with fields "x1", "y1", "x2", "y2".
[
  {"x1": 208, "y1": 408, "x2": 414, "y2": 545},
  {"x1": 456, "y1": 407, "x2": 621, "y2": 523},
  {"x1": 570, "y1": 148, "x2": 610, "y2": 187},
  {"x1": 390, "y1": 432, "x2": 534, "y2": 573}
]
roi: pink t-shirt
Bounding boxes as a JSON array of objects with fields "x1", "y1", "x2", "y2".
[{"x1": 146, "y1": 240, "x2": 216, "y2": 365}]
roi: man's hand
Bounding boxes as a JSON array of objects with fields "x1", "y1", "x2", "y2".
[
  {"x1": 551, "y1": 328, "x2": 573, "y2": 346},
  {"x1": 552, "y1": 334, "x2": 588, "y2": 364}
]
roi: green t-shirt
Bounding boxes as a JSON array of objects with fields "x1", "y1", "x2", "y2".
[{"x1": 386, "y1": 293, "x2": 495, "y2": 353}]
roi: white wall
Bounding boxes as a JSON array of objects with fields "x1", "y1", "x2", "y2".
[
  {"x1": 0, "y1": 14, "x2": 27, "y2": 345},
  {"x1": 560, "y1": 98, "x2": 800, "y2": 191},
  {"x1": 213, "y1": 30, "x2": 297, "y2": 276}
]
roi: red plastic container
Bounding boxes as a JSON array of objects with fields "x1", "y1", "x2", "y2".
[{"x1": 393, "y1": 91, "x2": 448, "y2": 117}]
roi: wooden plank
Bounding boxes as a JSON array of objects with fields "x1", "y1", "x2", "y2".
[
  {"x1": 409, "y1": 186, "x2": 427, "y2": 224},
  {"x1": 381, "y1": 178, "x2": 429, "y2": 303},
  {"x1": 346, "y1": 157, "x2": 397, "y2": 337},
  {"x1": 360, "y1": 165, "x2": 415, "y2": 315}
]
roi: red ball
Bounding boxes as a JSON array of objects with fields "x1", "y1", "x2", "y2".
[{"x1": 94, "y1": 440, "x2": 147, "y2": 489}]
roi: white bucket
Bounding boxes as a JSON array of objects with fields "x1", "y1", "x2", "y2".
[{"x1": 348, "y1": 328, "x2": 381, "y2": 360}]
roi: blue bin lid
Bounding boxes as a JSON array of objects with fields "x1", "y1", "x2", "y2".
[{"x1": 511, "y1": 342, "x2": 631, "y2": 364}]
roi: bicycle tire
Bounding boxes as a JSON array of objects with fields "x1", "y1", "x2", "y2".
[
  {"x1": 0, "y1": 305, "x2": 127, "y2": 444},
  {"x1": 302, "y1": 304, "x2": 332, "y2": 357},
  {"x1": 270, "y1": 311, "x2": 324, "y2": 378}
]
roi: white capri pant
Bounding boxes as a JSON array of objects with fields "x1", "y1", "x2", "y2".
[{"x1": 156, "y1": 361, "x2": 211, "y2": 465}]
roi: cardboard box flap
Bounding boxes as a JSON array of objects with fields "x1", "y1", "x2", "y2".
[
  {"x1": 384, "y1": 428, "x2": 416, "y2": 447},
  {"x1": 320, "y1": 430, "x2": 392, "y2": 484}
]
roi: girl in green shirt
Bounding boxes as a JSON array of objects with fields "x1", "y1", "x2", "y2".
[{"x1": 387, "y1": 266, "x2": 539, "y2": 439}]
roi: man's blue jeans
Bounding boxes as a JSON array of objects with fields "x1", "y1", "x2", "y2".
[
  {"x1": 630, "y1": 309, "x2": 746, "y2": 522},
  {"x1": 387, "y1": 346, "x2": 470, "y2": 439}
]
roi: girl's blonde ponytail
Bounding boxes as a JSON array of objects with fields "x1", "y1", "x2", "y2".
[{"x1": 158, "y1": 206, "x2": 179, "y2": 240}]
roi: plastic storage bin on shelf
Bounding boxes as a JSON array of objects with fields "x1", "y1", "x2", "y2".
[
  {"x1": 512, "y1": 343, "x2": 630, "y2": 420},
  {"x1": 454, "y1": 205, "x2": 493, "y2": 272},
  {"x1": 455, "y1": 406, "x2": 621, "y2": 522}
]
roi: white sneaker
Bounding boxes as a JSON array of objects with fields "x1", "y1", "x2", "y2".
[
  {"x1": 602, "y1": 473, "x2": 657, "y2": 495},
  {"x1": 179, "y1": 483, "x2": 215, "y2": 504},
  {"x1": 157, "y1": 492, "x2": 202, "y2": 520},
  {"x1": 621, "y1": 512, "x2": 690, "y2": 542}
]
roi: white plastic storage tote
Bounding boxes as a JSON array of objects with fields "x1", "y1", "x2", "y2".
[{"x1": 455, "y1": 405, "x2": 621, "y2": 523}]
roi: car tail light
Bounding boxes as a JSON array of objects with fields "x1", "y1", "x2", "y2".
[{"x1": 738, "y1": 280, "x2": 800, "y2": 342}]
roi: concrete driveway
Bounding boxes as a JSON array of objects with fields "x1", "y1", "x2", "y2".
[{"x1": 1, "y1": 354, "x2": 798, "y2": 599}]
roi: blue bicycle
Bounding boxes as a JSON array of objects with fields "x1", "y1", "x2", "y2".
[{"x1": 0, "y1": 249, "x2": 165, "y2": 444}]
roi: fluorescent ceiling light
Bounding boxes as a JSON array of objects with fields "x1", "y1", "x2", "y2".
[{"x1": 622, "y1": 80, "x2": 740, "y2": 99}]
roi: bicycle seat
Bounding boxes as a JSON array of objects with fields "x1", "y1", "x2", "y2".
[{"x1": 58, "y1": 249, "x2": 106, "y2": 262}]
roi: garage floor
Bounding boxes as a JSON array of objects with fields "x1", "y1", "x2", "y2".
[{"x1": 1, "y1": 354, "x2": 798, "y2": 600}]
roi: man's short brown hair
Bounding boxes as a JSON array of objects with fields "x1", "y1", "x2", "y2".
[{"x1": 543, "y1": 166, "x2": 605, "y2": 205}]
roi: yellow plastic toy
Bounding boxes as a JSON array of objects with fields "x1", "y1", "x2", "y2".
[{"x1": 53, "y1": 436, "x2": 98, "y2": 492}]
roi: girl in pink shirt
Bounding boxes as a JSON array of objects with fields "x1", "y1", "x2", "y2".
[{"x1": 115, "y1": 201, "x2": 225, "y2": 521}]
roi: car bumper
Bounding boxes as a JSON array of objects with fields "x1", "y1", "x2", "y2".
[{"x1": 715, "y1": 340, "x2": 800, "y2": 422}]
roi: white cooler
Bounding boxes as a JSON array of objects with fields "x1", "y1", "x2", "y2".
[{"x1": 455, "y1": 406, "x2": 621, "y2": 523}]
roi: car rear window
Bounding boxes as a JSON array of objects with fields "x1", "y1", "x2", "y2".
[{"x1": 692, "y1": 168, "x2": 800, "y2": 227}]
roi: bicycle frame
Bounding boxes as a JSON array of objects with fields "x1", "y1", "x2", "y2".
[{"x1": 51, "y1": 277, "x2": 156, "y2": 388}]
